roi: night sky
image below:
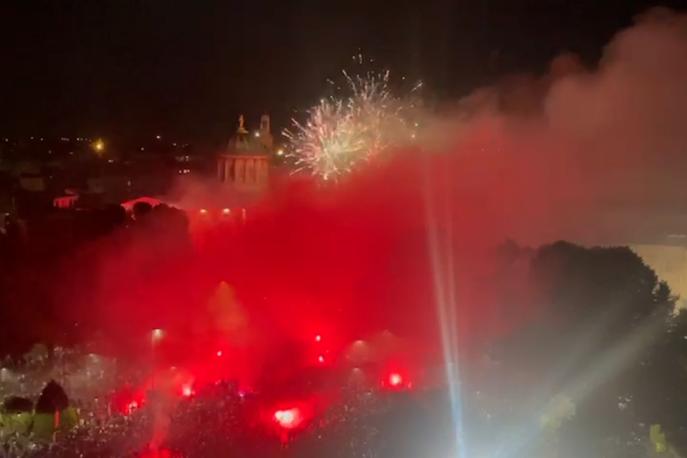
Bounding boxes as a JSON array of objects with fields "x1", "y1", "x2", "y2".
[{"x1": 2, "y1": 0, "x2": 686, "y2": 145}]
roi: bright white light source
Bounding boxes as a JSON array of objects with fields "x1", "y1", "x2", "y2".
[
  {"x1": 181, "y1": 384, "x2": 193, "y2": 397},
  {"x1": 151, "y1": 328, "x2": 165, "y2": 344},
  {"x1": 389, "y1": 373, "x2": 403, "y2": 387},
  {"x1": 274, "y1": 408, "x2": 302, "y2": 429}
]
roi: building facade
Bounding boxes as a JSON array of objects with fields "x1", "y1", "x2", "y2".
[{"x1": 217, "y1": 114, "x2": 273, "y2": 193}]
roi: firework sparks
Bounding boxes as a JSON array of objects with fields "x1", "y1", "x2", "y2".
[{"x1": 285, "y1": 63, "x2": 421, "y2": 181}]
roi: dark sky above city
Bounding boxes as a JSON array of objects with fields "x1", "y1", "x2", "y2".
[{"x1": 2, "y1": 0, "x2": 687, "y2": 146}]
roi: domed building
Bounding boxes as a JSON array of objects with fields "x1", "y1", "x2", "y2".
[{"x1": 217, "y1": 114, "x2": 273, "y2": 194}]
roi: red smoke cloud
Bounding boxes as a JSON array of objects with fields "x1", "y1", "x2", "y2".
[{"x1": 52, "y1": 8, "x2": 687, "y2": 391}]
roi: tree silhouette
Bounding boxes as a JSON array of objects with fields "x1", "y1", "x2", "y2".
[{"x1": 491, "y1": 241, "x2": 680, "y2": 457}]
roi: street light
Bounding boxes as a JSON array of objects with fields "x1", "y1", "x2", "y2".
[{"x1": 92, "y1": 139, "x2": 105, "y2": 154}]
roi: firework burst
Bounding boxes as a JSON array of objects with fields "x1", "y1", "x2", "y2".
[{"x1": 285, "y1": 60, "x2": 421, "y2": 181}]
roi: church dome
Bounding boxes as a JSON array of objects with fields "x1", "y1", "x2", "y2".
[{"x1": 226, "y1": 114, "x2": 272, "y2": 156}]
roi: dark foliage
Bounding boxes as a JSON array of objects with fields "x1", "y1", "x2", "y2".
[{"x1": 2, "y1": 396, "x2": 33, "y2": 413}]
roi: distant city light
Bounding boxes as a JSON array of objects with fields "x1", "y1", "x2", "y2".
[
  {"x1": 317, "y1": 355, "x2": 325, "y2": 364},
  {"x1": 92, "y1": 138, "x2": 105, "y2": 153},
  {"x1": 254, "y1": 131, "x2": 260, "y2": 138},
  {"x1": 156, "y1": 135, "x2": 161, "y2": 140},
  {"x1": 314, "y1": 334, "x2": 322, "y2": 343},
  {"x1": 276, "y1": 148, "x2": 284, "y2": 156},
  {"x1": 216, "y1": 350, "x2": 223, "y2": 357},
  {"x1": 222, "y1": 208, "x2": 231, "y2": 215},
  {"x1": 199, "y1": 208, "x2": 208, "y2": 215}
]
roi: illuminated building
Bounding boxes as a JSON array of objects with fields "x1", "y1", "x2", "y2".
[{"x1": 217, "y1": 114, "x2": 273, "y2": 193}]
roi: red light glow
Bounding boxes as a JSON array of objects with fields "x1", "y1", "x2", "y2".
[
  {"x1": 273, "y1": 408, "x2": 302, "y2": 430},
  {"x1": 181, "y1": 384, "x2": 194, "y2": 397},
  {"x1": 314, "y1": 334, "x2": 322, "y2": 342},
  {"x1": 389, "y1": 373, "x2": 403, "y2": 387},
  {"x1": 127, "y1": 400, "x2": 139, "y2": 414},
  {"x1": 216, "y1": 350, "x2": 223, "y2": 357},
  {"x1": 137, "y1": 447, "x2": 178, "y2": 458},
  {"x1": 110, "y1": 386, "x2": 144, "y2": 415},
  {"x1": 317, "y1": 354, "x2": 325, "y2": 364}
]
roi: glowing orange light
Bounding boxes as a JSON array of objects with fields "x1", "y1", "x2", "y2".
[{"x1": 92, "y1": 138, "x2": 105, "y2": 153}]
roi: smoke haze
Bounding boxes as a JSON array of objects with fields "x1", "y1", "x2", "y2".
[{"x1": 36, "y1": 7, "x2": 687, "y2": 387}]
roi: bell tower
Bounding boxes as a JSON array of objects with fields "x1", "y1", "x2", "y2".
[{"x1": 258, "y1": 114, "x2": 274, "y2": 151}]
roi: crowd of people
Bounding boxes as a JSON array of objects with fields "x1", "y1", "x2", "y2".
[
  {"x1": 0, "y1": 352, "x2": 457, "y2": 458},
  {"x1": 1, "y1": 185, "x2": 686, "y2": 457}
]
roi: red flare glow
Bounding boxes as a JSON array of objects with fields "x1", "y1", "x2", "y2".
[
  {"x1": 181, "y1": 384, "x2": 194, "y2": 397},
  {"x1": 137, "y1": 447, "x2": 179, "y2": 458},
  {"x1": 273, "y1": 408, "x2": 302, "y2": 430},
  {"x1": 383, "y1": 371, "x2": 412, "y2": 390},
  {"x1": 389, "y1": 372, "x2": 403, "y2": 387},
  {"x1": 127, "y1": 400, "x2": 139, "y2": 414}
]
